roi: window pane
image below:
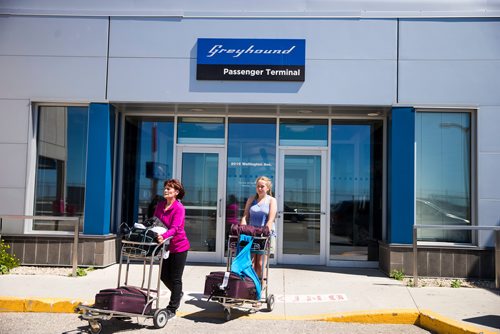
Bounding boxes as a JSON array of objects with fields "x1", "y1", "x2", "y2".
[
  {"x1": 279, "y1": 119, "x2": 327, "y2": 146},
  {"x1": 182, "y1": 153, "x2": 219, "y2": 252},
  {"x1": 122, "y1": 117, "x2": 174, "y2": 225},
  {"x1": 226, "y1": 118, "x2": 276, "y2": 242},
  {"x1": 416, "y1": 112, "x2": 471, "y2": 243},
  {"x1": 177, "y1": 117, "x2": 225, "y2": 144},
  {"x1": 330, "y1": 122, "x2": 383, "y2": 261},
  {"x1": 34, "y1": 106, "x2": 88, "y2": 232},
  {"x1": 283, "y1": 155, "x2": 321, "y2": 255}
]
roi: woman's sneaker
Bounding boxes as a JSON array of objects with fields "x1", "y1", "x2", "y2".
[{"x1": 166, "y1": 309, "x2": 176, "y2": 320}]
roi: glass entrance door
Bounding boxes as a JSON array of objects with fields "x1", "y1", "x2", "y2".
[
  {"x1": 176, "y1": 147, "x2": 225, "y2": 262},
  {"x1": 277, "y1": 149, "x2": 327, "y2": 265}
]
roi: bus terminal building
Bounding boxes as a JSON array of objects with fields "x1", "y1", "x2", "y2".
[{"x1": 1, "y1": 1, "x2": 499, "y2": 279}]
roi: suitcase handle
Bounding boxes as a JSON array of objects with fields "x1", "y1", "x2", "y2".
[{"x1": 206, "y1": 272, "x2": 231, "y2": 302}]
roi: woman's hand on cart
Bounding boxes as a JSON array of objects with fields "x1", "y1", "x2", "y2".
[{"x1": 157, "y1": 234, "x2": 165, "y2": 243}]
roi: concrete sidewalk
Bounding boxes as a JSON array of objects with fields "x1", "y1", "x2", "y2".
[{"x1": 0, "y1": 264, "x2": 499, "y2": 334}]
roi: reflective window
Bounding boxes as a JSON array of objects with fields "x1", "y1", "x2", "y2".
[
  {"x1": 182, "y1": 152, "x2": 219, "y2": 252},
  {"x1": 122, "y1": 117, "x2": 174, "y2": 225},
  {"x1": 226, "y1": 118, "x2": 276, "y2": 241},
  {"x1": 177, "y1": 117, "x2": 225, "y2": 144},
  {"x1": 279, "y1": 119, "x2": 327, "y2": 146},
  {"x1": 34, "y1": 106, "x2": 88, "y2": 231},
  {"x1": 416, "y1": 112, "x2": 471, "y2": 243},
  {"x1": 283, "y1": 155, "x2": 322, "y2": 255},
  {"x1": 330, "y1": 122, "x2": 383, "y2": 261}
]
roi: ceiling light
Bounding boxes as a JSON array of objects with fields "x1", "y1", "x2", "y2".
[{"x1": 367, "y1": 112, "x2": 381, "y2": 117}]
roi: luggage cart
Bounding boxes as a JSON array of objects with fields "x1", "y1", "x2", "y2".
[
  {"x1": 213, "y1": 234, "x2": 275, "y2": 321},
  {"x1": 78, "y1": 237, "x2": 171, "y2": 334}
]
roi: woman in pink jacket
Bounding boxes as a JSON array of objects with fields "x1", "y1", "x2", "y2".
[{"x1": 155, "y1": 179, "x2": 190, "y2": 320}]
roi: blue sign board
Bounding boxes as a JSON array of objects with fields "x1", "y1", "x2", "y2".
[{"x1": 196, "y1": 38, "x2": 305, "y2": 81}]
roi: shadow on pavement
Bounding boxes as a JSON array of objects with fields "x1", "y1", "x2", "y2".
[
  {"x1": 463, "y1": 315, "x2": 500, "y2": 330},
  {"x1": 68, "y1": 317, "x2": 147, "y2": 334},
  {"x1": 183, "y1": 292, "x2": 258, "y2": 323},
  {"x1": 271, "y1": 265, "x2": 388, "y2": 277},
  {"x1": 187, "y1": 262, "x2": 388, "y2": 278}
]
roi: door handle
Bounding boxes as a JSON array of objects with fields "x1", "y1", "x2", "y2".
[{"x1": 218, "y1": 198, "x2": 222, "y2": 218}]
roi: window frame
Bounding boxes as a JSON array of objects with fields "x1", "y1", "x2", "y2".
[
  {"x1": 26, "y1": 103, "x2": 89, "y2": 235},
  {"x1": 414, "y1": 107, "x2": 477, "y2": 246}
]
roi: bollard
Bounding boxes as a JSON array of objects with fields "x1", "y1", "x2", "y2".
[{"x1": 72, "y1": 219, "x2": 79, "y2": 277}]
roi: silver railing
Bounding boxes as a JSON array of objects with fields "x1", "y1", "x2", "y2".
[
  {"x1": 413, "y1": 225, "x2": 500, "y2": 288},
  {"x1": 0, "y1": 215, "x2": 81, "y2": 277}
]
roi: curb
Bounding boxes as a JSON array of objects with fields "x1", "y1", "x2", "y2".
[
  {"x1": 0, "y1": 298, "x2": 496, "y2": 334},
  {"x1": 317, "y1": 309, "x2": 497, "y2": 334},
  {"x1": 418, "y1": 309, "x2": 497, "y2": 334},
  {"x1": 0, "y1": 297, "x2": 90, "y2": 313}
]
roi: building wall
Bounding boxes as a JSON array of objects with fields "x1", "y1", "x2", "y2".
[
  {"x1": 0, "y1": 100, "x2": 30, "y2": 233},
  {"x1": 0, "y1": 15, "x2": 109, "y2": 101},
  {"x1": 0, "y1": 14, "x2": 498, "y2": 248},
  {"x1": 0, "y1": 15, "x2": 109, "y2": 233},
  {"x1": 398, "y1": 18, "x2": 500, "y2": 247},
  {"x1": 107, "y1": 18, "x2": 397, "y2": 105},
  {"x1": 477, "y1": 106, "x2": 500, "y2": 246},
  {"x1": 398, "y1": 19, "x2": 500, "y2": 105}
]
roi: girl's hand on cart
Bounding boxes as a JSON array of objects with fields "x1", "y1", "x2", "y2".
[{"x1": 157, "y1": 235, "x2": 164, "y2": 243}]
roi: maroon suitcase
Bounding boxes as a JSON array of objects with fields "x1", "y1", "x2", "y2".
[
  {"x1": 94, "y1": 286, "x2": 151, "y2": 314},
  {"x1": 204, "y1": 271, "x2": 257, "y2": 300}
]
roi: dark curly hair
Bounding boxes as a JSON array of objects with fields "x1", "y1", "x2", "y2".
[{"x1": 163, "y1": 179, "x2": 185, "y2": 200}]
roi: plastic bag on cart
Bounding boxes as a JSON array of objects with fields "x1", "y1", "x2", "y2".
[{"x1": 231, "y1": 234, "x2": 261, "y2": 300}]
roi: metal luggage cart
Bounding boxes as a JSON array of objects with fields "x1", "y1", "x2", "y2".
[
  {"x1": 78, "y1": 237, "x2": 171, "y2": 334},
  {"x1": 214, "y1": 234, "x2": 275, "y2": 321}
]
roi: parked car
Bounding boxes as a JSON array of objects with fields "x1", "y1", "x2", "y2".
[
  {"x1": 416, "y1": 198, "x2": 470, "y2": 225},
  {"x1": 416, "y1": 198, "x2": 471, "y2": 242},
  {"x1": 282, "y1": 204, "x2": 306, "y2": 223}
]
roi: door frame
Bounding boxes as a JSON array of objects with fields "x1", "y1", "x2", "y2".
[
  {"x1": 276, "y1": 148, "x2": 328, "y2": 265},
  {"x1": 175, "y1": 145, "x2": 226, "y2": 263}
]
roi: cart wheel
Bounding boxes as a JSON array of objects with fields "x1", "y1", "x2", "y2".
[
  {"x1": 88, "y1": 320, "x2": 102, "y2": 334},
  {"x1": 153, "y1": 309, "x2": 169, "y2": 329},
  {"x1": 266, "y1": 294, "x2": 275, "y2": 312},
  {"x1": 223, "y1": 308, "x2": 231, "y2": 321}
]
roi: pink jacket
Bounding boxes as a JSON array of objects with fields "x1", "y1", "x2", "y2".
[{"x1": 154, "y1": 200, "x2": 190, "y2": 253}]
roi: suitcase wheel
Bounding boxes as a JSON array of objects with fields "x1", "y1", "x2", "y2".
[
  {"x1": 88, "y1": 320, "x2": 102, "y2": 334},
  {"x1": 153, "y1": 309, "x2": 169, "y2": 328},
  {"x1": 266, "y1": 294, "x2": 275, "y2": 312}
]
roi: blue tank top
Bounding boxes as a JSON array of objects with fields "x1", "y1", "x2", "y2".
[{"x1": 249, "y1": 195, "x2": 270, "y2": 227}]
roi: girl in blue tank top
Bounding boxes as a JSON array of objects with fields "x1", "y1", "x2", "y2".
[
  {"x1": 241, "y1": 176, "x2": 277, "y2": 292},
  {"x1": 248, "y1": 195, "x2": 271, "y2": 227}
]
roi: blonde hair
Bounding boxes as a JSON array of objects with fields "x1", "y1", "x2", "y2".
[{"x1": 254, "y1": 176, "x2": 273, "y2": 198}]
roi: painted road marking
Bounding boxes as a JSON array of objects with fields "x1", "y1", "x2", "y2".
[
  {"x1": 275, "y1": 294, "x2": 348, "y2": 303},
  {"x1": 182, "y1": 292, "x2": 347, "y2": 303}
]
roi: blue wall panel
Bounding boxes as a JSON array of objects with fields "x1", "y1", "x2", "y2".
[
  {"x1": 83, "y1": 103, "x2": 113, "y2": 235},
  {"x1": 388, "y1": 107, "x2": 415, "y2": 244}
]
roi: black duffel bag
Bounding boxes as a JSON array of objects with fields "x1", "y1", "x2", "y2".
[{"x1": 142, "y1": 216, "x2": 167, "y2": 229}]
